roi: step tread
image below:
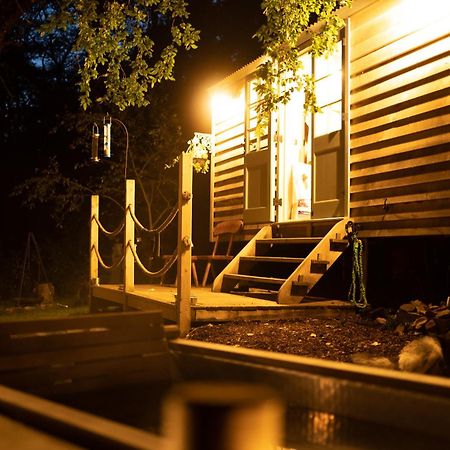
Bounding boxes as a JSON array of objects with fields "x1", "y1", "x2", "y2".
[
  {"x1": 257, "y1": 237, "x2": 322, "y2": 245},
  {"x1": 223, "y1": 273, "x2": 286, "y2": 285},
  {"x1": 240, "y1": 256, "x2": 305, "y2": 264}
]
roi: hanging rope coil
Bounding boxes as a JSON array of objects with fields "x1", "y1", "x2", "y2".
[
  {"x1": 127, "y1": 241, "x2": 178, "y2": 277},
  {"x1": 92, "y1": 214, "x2": 125, "y2": 237},
  {"x1": 127, "y1": 204, "x2": 178, "y2": 235},
  {"x1": 91, "y1": 245, "x2": 125, "y2": 270},
  {"x1": 346, "y1": 221, "x2": 368, "y2": 309}
]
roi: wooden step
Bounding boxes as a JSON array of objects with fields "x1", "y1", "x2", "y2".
[
  {"x1": 290, "y1": 281, "x2": 310, "y2": 297},
  {"x1": 240, "y1": 256, "x2": 305, "y2": 264},
  {"x1": 257, "y1": 237, "x2": 322, "y2": 245},
  {"x1": 222, "y1": 274, "x2": 286, "y2": 293},
  {"x1": 310, "y1": 259, "x2": 329, "y2": 274},
  {"x1": 330, "y1": 238, "x2": 349, "y2": 252}
]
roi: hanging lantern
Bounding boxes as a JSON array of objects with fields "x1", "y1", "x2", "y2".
[
  {"x1": 91, "y1": 123, "x2": 100, "y2": 162},
  {"x1": 103, "y1": 116, "x2": 112, "y2": 158}
]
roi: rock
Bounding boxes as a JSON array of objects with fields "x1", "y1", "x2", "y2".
[
  {"x1": 398, "y1": 336, "x2": 443, "y2": 374},
  {"x1": 412, "y1": 317, "x2": 427, "y2": 330},
  {"x1": 375, "y1": 317, "x2": 387, "y2": 326},
  {"x1": 424, "y1": 319, "x2": 437, "y2": 334},
  {"x1": 410, "y1": 299, "x2": 427, "y2": 314},
  {"x1": 351, "y1": 352, "x2": 396, "y2": 370},
  {"x1": 399, "y1": 303, "x2": 416, "y2": 313},
  {"x1": 397, "y1": 308, "x2": 420, "y2": 324},
  {"x1": 435, "y1": 309, "x2": 450, "y2": 319}
]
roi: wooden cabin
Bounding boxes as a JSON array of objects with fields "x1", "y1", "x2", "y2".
[{"x1": 207, "y1": 0, "x2": 450, "y2": 304}]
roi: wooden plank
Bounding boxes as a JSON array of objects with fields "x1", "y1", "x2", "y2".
[
  {"x1": 215, "y1": 157, "x2": 245, "y2": 173},
  {"x1": 351, "y1": 150, "x2": 450, "y2": 178},
  {"x1": 240, "y1": 256, "x2": 305, "y2": 264},
  {"x1": 351, "y1": 15, "x2": 450, "y2": 77},
  {"x1": 213, "y1": 192, "x2": 244, "y2": 204},
  {"x1": 0, "y1": 415, "x2": 81, "y2": 449},
  {"x1": 258, "y1": 237, "x2": 322, "y2": 245},
  {"x1": 177, "y1": 150, "x2": 193, "y2": 337},
  {"x1": 358, "y1": 226, "x2": 450, "y2": 238},
  {"x1": 124, "y1": 179, "x2": 135, "y2": 295},
  {"x1": 351, "y1": 52, "x2": 450, "y2": 106},
  {"x1": 351, "y1": 35, "x2": 450, "y2": 94},
  {"x1": 351, "y1": 77, "x2": 449, "y2": 120},
  {"x1": 0, "y1": 339, "x2": 168, "y2": 371},
  {"x1": 213, "y1": 211, "x2": 244, "y2": 221},
  {"x1": 350, "y1": 189, "x2": 450, "y2": 209},
  {"x1": 350, "y1": 168, "x2": 450, "y2": 193},
  {"x1": 90, "y1": 196, "x2": 99, "y2": 287},
  {"x1": 351, "y1": 97, "x2": 449, "y2": 135},
  {"x1": 0, "y1": 353, "x2": 171, "y2": 391},
  {"x1": 214, "y1": 204, "x2": 244, "y2": 213},
  {"x1": 214, "y1": 123, "x2": 244, "y2": 144},
  {"x1": 214, "y1": 146, "x2": 244, "y2": 163},
  {"x1": 352, "y1": 208, "x2": 450, "y2": 224},
  {"x1": 0, "y1": 310, "x2": 162, "y2": 335},
  {"x1": 223, "y1": 274, "x2": 285, "y2": 285},
  {"x1": 214, "y1": 180, "x2": 244, "y2": 193},
  {"x1": 351, "y1": 2, "x2": 441, "y2": 61},
  {"x1": 0, "y1": 384, "x2": 164, "y2": 449},
  {"x1": 350, "y1": 130, "x2": 450, "y2": 164},
  {"x1": 214, "y1": 168, "x2": 244, "y2": 184}
]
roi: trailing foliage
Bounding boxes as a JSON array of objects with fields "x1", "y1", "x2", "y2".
[
  {"x1": 254, "y1": 0, "x2": 351, "y2": 119},
  {"x1": 41, "y1": 0, "x2": 200, "y2": 110}
]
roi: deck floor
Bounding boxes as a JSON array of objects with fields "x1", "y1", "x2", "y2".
[{"x1": 91, "y1": 284, "x2": 352, "y2": 323}]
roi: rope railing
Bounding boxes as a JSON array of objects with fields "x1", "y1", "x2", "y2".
[
  {"x1": 127, "y1": 241, "x2": 178, "y2": 277},
  {"x1": 92, "y1": 214, "x2": 125, "y2": 237},
  {"x1": 127, "y1": 204, "x2": 178, "y2": 235},
  {"x1": 91, "y1": 244, "x2": 125, "y2": 270}
]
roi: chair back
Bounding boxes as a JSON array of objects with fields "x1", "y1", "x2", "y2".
[{"x1": 212, "y1": 220, "x2": 244, "y2": 256}]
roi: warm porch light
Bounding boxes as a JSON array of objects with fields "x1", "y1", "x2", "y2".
[{"x1": 211, "y1": 90, "x2": 244, "y2": 123}]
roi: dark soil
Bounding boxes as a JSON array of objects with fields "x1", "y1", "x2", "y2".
[{"x1": 187, "y1": 315, "x2": 418, "y2": 364}]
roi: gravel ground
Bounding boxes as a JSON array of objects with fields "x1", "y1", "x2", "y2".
[{"x1": 187, "y1": 315, "x2": 418, "y2": 364}]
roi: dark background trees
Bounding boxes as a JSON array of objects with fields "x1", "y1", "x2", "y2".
[{"x1": 0, "y1": 0, "x2": 265, "y2": 301}]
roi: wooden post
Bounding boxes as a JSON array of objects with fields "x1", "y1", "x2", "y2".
[
  {"x1": 89, "y1": 195, "x2": 99, "y2": 311},
  {"x1": 124, "y1": 180, "x2": 135, "y2": 305},
  {"x1": 177, "y1": 151, "x2": 193, "y2": 337},
  {"x1": 163, "y1": 382, "x2": 284, "y2": 450}
]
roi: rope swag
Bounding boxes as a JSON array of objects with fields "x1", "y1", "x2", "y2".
[{"x1": 346, "y1": 221, "x2": 368, "y2": 309}]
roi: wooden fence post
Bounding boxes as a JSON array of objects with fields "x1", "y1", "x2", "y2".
[
  {"x1": 177, "y1": 151, "x2": 193, "y2": 337},
  {"x1": 124, "y1": 180, "x2": 135, "y2": 304},
  {"x1": 89, "y1": 195, "x2": 99, "y2": 312}
]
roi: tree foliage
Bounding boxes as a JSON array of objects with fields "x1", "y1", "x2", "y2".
[
  {"x1": 254, "y1": 0, "x2": 351, "y2": 118},
  {"x1": 41, "y1": 0, "x2": 200, "y2": 110}
]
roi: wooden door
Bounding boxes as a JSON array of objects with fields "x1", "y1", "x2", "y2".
[
  {"x1": 243, "y1": 78, "x2": 276, "y2": 224},
  {"x1": 311, "y1": 40, "x2": 346, "y2": 218}
]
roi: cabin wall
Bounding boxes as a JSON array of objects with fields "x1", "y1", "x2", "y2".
[
  {"x1": 210, "y1": 93, "x2": 245, "y2": 240},
  {"x1": 349, "y1": 0, "x2": 450, "y2": 237}
]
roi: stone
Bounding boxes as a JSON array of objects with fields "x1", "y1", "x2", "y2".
[
  {"x1": 375, "y1": 317, "x2": 387, "y2": 326},
  {"x1": 412, "y1": 317, "x2": 428, "y2": 330},
  {"x1": 398, "y1": 336, "x2": 443, "y2": 374},
  {"x1": 424, "y1": 319, "x2": 437, "y2": 334}
]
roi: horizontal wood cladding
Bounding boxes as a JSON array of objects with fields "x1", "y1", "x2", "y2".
[
  {"x1": 349, "y1": 1, "x2": 450, "y2": 237},
  {"x1": 212, "y1": 116, "x2": 245, "y2": 230}
]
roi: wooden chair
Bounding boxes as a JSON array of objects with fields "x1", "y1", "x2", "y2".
[{"x1": 192, "y1": 219, "x2": 244, "y2": 287}]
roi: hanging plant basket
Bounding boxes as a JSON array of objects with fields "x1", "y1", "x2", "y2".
[{"x1": 187, "y1": 133, "x2": 211, "y2": 174}]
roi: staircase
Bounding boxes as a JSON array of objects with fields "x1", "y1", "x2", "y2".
[{"x1": 212, "y1": 218, "x2": 349, "y2": 304}]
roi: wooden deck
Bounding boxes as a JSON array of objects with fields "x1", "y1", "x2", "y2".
[{"x1": 91, "y1": 284, "x2": 352, "y2": 323}]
